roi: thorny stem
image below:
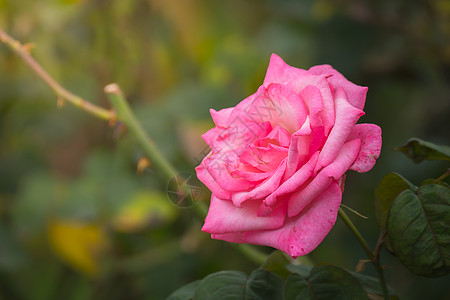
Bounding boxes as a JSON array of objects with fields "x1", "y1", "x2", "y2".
[
  {"x1": 105, "y1": 84, "x2": 178, "y2": 182},
  {"x1": 0, "y1": 28, "x2": 114, "y2": 121},
  {"x1": 0, "y1": 28, "x2": 268, "y2": 265},
  {"x1": 338, "y1": 208, "x2": 390, "y2": 300}
]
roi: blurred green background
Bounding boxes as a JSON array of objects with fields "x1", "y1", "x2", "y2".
[{"x1": 0, "y1": 0, "x2": 449, "y2": 299}]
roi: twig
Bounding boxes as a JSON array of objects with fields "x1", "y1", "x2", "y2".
[
  {"x1": 338, "y1": 208, "x2": 390, "y2": 300},
  {"x1": 1, "y1": 28, "x2": 268, "y2": 266},
  {"x1": 0, "y1": 28, "x2": 114, "y2": 121}
]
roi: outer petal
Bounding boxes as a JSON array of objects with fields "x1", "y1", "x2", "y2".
[
  {"x1": 210, "y1": 108, "x2": 233, "y2": 127},
  {"x1": 314, "y1": 88, "x2": 364, "y2": 174},
  {"x1": 203, "y1": 152, "x2": 255, "y2": 191},
  {"x1": 347, "y1": 124, "x2": 382, "y2": 173},
  {"x1": 202, "y1": 195, "x2": 286, "y2": 234},
  {"x1": 288, "y1": 139, "x2": 361, "y2": 217},
  {"x1": 196, "y1": 163, "x2": 231, "y2": 200},
  {"x1": 263, "y1": 54, "x2": 309, "y2": 86},
  {"x1": 308, "y1": 64, "x2": 368, "y2": 110},
  {"x1": 212, "y1": 181, "x2": 342, "y2": 257}
]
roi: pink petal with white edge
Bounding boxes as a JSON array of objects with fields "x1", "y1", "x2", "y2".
[
  {"x1": 212, "y1": 181, "x2": 342, "y2": 257},
  {"x1": 347, "y1": 124, "x2": 382, "y2": 173},
  {"x1": 308, "y1": 64, "x2": 368, "y2": 111},
  {"x1": 314, "y1": 88, "x2": 364, "y2": 174},
  {"x1": 202, "y1": 195, "x2": 286, "y2": 234},
  {"x1": 210, "y1": 108, "x2": 233, "y2": 127},
  {"x1": 288, "y1": 139, "x2": 361, "y2": 217}
]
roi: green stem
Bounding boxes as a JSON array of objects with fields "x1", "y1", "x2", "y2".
[
  {"x1": 105, "y1": 84, "x2": 177, "y2": 181},
  {"x1": 1, "y1": 26, "x2": 271, "y2": 268},
  {"x1": 338, "y1": 208, "x2": 389, "y2": 300}
]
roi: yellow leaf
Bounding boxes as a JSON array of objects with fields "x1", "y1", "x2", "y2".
[
  {"x1": 47, "y1": 219, "x2": 108, "y2": 276},
  {"x1": 112, "y1": 190, "x2": 178, "y2": 233}
]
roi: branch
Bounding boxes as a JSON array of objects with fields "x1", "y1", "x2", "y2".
[
  {"x1": 1, "y1": 27, "x2": 268, "y2": 266},
  {"x1": 338, "y1": 208, "x2": 390, "y2": 300},
  {"x1": 0, "y1": 28, "x2": 114, "y2": 121}
]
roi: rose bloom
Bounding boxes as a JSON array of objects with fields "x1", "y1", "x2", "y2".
[{"x1": 195, "y1": 54, "x2": 381, "y2": 257}]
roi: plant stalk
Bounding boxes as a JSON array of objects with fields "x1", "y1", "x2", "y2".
[
  {"x1": 338, "y1": 207, "x2": 390, "y2": 300},
  {"x1": 0, "y1": 28, "x2": 113, "y2": 121}
]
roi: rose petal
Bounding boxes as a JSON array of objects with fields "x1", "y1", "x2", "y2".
[
  {"x1": 196, "y1": 163, "x2": 232, "y2": 200},
  {"x1": 266, "y1": 125, "x2": 291, "y2": 147},
  {"x1": 347, "y1": 124, "x2": 382, "y2": 173},
  {"x1": 265, "y1": 151, "x2": 319, "y2": 208},
  {"x1": 308, "y1": 64, "x2": 368, "y2": 111},
  {"x1": 202, "y1": 195, "x2": 286, "y2": 234},
  {"x1": 212, "y1": 181, "x2": 342, "y2": 257},
  {"x1": 204, "y1": 152, "x2": 255, "y2": 191},
  {"x1": 232, "y1": 161, "x2": 287, "y2": 207},
  {"x1": 288, "y1": 139, "x2": 361, "y2": 217},
  {"x1": 263, "y1": 55, "x2": 335, "y2": 135},
  {"x1": 263, "y1": 54, "x2": 309, "y2": 87},
  {"x1": 265, "y1": 83, "x2": 308, "y2": 133},
  {"x1": 210, "y1": 108, "x2": 233, "y2": 127},
  {"x1": 314, "y1": 87, "x2": 364, "y2": 174},
  {"x1": 285, "y1": 117, "x2": 311, "y2": 178},
  {"x1": 232, "y1": 164, "x2": 274, "y2": 182}
]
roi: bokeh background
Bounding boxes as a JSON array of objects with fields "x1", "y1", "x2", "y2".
[{"x1": 0, "y1": 0, "x2": 449, "y2": 299}]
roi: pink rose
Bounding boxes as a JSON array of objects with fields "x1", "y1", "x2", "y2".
[{"x1": 195, "y1": 54, "x2": 381, "y2": 257}]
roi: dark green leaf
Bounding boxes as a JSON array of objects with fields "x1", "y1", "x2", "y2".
[
  {"x1": 193, "y1": 270, "x2": 247, "y2": 300},
  {"x1": 352, "y1": 272, "x2": 398, "y2": 299},
  {"x1": 285, "y1": 264, "x2": 312, "y2": 279},
  {"x1": 374, "y1": 172, "x2": 417, "y2": 252},
  {"x1": 284, "y1": 265, "x2": 370, "y2": 300},
  {"x1": 420, "y1": 178, "x2": 450, "y2": 188},
  {"x1": 387, "y1": 184, "x2": 450, "y2": 277},
  {"x1": 260, "y1": 251, "x2": 292, "y2": 279},
  {"x1": 283, "y1": 273, "x2": 313, "y2": 300},
  {"x1": 192, "y1": 269, "x2": 284, "y2": 300},
  {"x1": 394, "y1": 138, "x2": 450, "y2": 163},
  {"x1": 167, "y1": 280, "x2": 200, "y2": 300},
  {"x1": 246, "y1": 269, "x2": 284, "y2": 300}
]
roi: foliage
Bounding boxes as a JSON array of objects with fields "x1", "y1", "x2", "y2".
[{"x1": 0, "y1": 0, "x2": 449, "y2": 299}]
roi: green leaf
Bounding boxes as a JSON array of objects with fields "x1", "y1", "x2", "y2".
[
  {"x1": 245, "y1": 269, "x2": 284, "y2": 300},
  {"x1": 352, "y1": 272, "x2": 398, "y2": 299},
  {"x1": 394, "y1": 138, "x2": 450, "y2": 163},
  {"x1": 284, "y1": 265, "x2": 370, "y2": 300},
  {"x1": 283, "y1": 274, "x2": 312, "y2": 299},
  {"x1": 285, "y1": 264, "x2": 312, "y2": 278},
  {"x1": 167, "y1": 280, "x2": 200, "y2": 300},
  {"x1": 193, "y1": 270, "x2": 248, "y2": 299},
  {"x1": 374, "y1": 172, "x2": 417, "y2": 252},
  {"x1": 387, "y1": 184, "x2": 450, "y2": 277},
  {"x1": 192, "y1": 269, "x2": 284, "y2": 300},
  {"x1": 169, "y1": 264, "x2": 390, "y2": 300},
  {"x1": 420, "y1": 178, "x2": 450, "y2": 188},
  {"x1": 260, "y1": 250, "x2": 292, "y2": 279}
]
